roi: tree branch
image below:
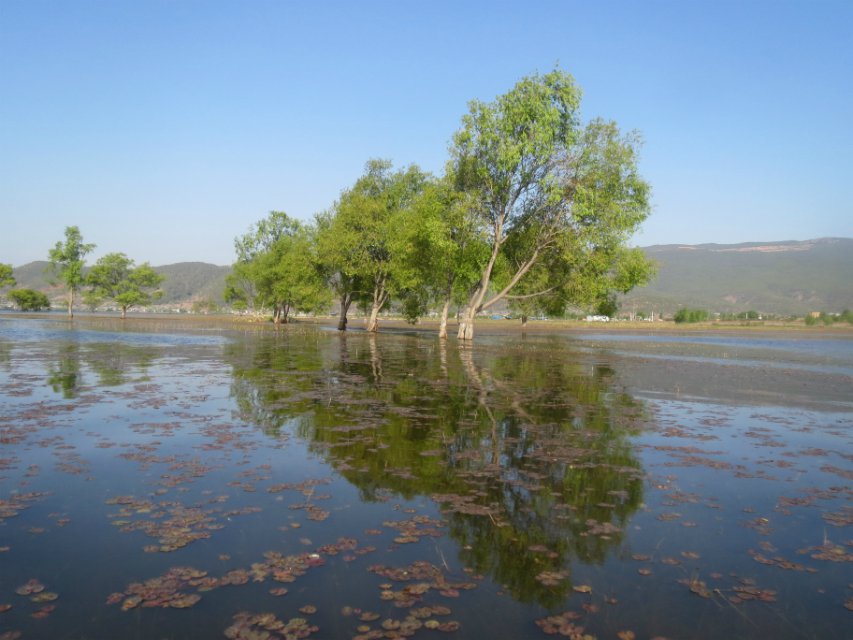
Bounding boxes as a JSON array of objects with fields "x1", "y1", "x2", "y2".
[
  {"x1": 480, "y1": 246, "x2": 542, "y2": 312},
  {"x1": 503, "y1": 283, "x2": 562, "y2": 300}
]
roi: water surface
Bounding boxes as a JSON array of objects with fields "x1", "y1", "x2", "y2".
[{"x1": 0, "y1": 317, "x2": 850, "y2": 639}]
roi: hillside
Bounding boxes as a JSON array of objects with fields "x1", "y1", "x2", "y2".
[
  {"x1": 153, "y1": 262, "x2": 231, "y2": 304},
  {"x1": 623, "y1": 237, "x2": 853, "y2": 315},
  {"x1": 5, "y1": 238, "x2": 853, "y2": 316}
]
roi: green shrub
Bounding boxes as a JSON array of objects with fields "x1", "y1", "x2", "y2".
[
  {"x1": 8, "y1": 288, "x2": 51, "y2": 311},
  {"x1": 673, "y1": 308, "x2": 709, "y2": 323}
]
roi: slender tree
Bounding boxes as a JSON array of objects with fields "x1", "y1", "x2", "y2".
[
  {"x1": 314, "y1": 209, "x2": 362, "y2": 331},
  {"x1": 450, "y1": 69, "x2": 652, "y2": 340},
  {"x1": 48, "y1": 226, "x2": 95, "y2": 317}
]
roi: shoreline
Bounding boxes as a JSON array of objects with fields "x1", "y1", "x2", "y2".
[{"x1": 4, "y1": 311, "x2": 851, "y2": 339}]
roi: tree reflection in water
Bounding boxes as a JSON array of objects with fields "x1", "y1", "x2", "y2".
[
  {"x1": 226, "y1": 327, "x2": 648, "y2": 608},
  {"x1": 43, "y1": 340, "x2": 156, "y2": 398}
]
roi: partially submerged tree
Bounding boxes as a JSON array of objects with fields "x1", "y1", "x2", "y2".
[
  {"x1": 228, "y1": 211, "x2": 329, "y2": 323},
  {"x1": 226, "y1": 211, "x2": 300, "y2": 317},
  {"x1": 86, "y1": 253, "x2": 165, "y2": 318},
  {"x1": 393, "y1": 176, "x2": 487, "y2": 338},
  {"x1": 314, "y1": 209, "x2": 362, "y2": 331},
  {"x1": 48, "y1": 226, "x2": 95, "y2": 317},
  {"x1": 317, "y1": 159, "x2": 428, "y2": 332},
  {"x1": 450, "y1": 68, "x2": 653, "y2": 340},
  {"x1": 257, "y1": 225, "x2": 329, "y2": 324}
]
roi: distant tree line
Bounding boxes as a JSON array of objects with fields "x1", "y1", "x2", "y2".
[
  {"x1": 673, "y1": 308, "x2": 710, "y2": 323},
  {"x1": 805, "y1": 310, "x2": 853, "y2": 326},
  {"x1": 0, "y1": 226, "x2": 165, "y2": 317}
]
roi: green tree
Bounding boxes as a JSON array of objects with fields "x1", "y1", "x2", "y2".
[
  {"x1": 224, "y1": 261, "x2": 259, "y2": 314},
  {"x1": 228, "y1": 211, "x2": 329, "y2": 324},
  {"x1": 314, "y1": 209, "x2": 364, "y2": 331},
  {"x1": 86, "y1": 253, "x2": 165, "y2": 318},
  {"x1": 0, "y1": 263, "x2": 15, "y2": 289},
  {"x1": 393, "y1": 175, "x2": 488, "y2": 338},
  {"x1": 8, "y1": 288, "x2": 51, "y2": 311},
  {"x1": 0, "y1": 263, "x2": 15, "y2": 306},
  {"x1": 48, "y1": 226, "x2": 95, "y2": 317},
  {"x1": 257, "y1": 224, "x2": 330, "y2": 324},
  {"x1": 317, "y1": 159, "x2": 428, "y2": 332},
  {"x1": 450, "y1": 69, "x2": 652, "y2": 340},
  {"x1": 226, "y1": 211, "x2": 300, "y2": 317}
]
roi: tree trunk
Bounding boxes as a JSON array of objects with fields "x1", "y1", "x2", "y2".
[
  {"x1": 67, "y1": 285, "x2": 74, "y2": 318},
  {"x1": 121, "y1": 306, "x2": 128, "y2": 320},
  {"x1": 337, "y1": 293, "x2": 352, "y2": 331},
  {"x1": 521, "y1": 314, "x2": 528, "y2": 327},
  {"x1": 456, "y1": 305, "x2": 476, "y2": 341},
  {"x1": 366, "y1": 277, "x2": 387, "y2": 333},
  {"x1": 366, "y1": 302, "x2": 381, "y2": 333},
  {"x1": 456, "y1": 237, "x2": 500, "y2": 341},
  {"x1": 437, "y1": 298, "x2": 451, "y2": 340}
]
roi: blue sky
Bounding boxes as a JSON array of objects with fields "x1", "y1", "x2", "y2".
[{"x1": 1, "y1": 0, "x2": 851, "y2": 266}]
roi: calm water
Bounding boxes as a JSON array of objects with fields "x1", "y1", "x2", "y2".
[{"x1": 0, "y1": 317, "x2": 851, "y2": 639}]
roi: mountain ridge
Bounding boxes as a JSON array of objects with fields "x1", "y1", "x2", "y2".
[{"x1": 622, "y1": 237, "x2": 853, "y2": 315}]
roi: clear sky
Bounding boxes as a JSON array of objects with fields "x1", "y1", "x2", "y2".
[{"x1": 1, "y1": 0, "x2": 851, "y2": 267}]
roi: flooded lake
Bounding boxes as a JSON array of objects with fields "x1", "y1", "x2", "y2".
[{"x1": 1, "y1": 317, "x2": 851, "y2": 639}]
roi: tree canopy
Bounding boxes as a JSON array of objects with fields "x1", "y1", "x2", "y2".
[
  {"x1": 48, "y1": 226, "x2": 95, "y2": 317},
  {"x1": 85, "y1": 253, "x2": 165, "y2": 318},
  {"x1": 315, "y1": 159, "x2": 429, "y2": 332},
  {"x1": 8, "y1": 288, "x2": 50, "y2": 311},
  {"x1": 450, "y1": 68, "x2": 652, "y2": 339},
  {"x1": 227, "y1": 211, "x2": 329, "y2": 323},
  {"x1": 392, "y1": 176, "x2": 488, "y2": 337},
  {"x1": 0, "y1": 263, "x2": 15, "y2": 290}
]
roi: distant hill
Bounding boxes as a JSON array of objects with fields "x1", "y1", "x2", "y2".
[
  {"x1": 153, "y1": 262, "x2": 231, "y2": 304},
  {"x1": 622, "y1": 237, "x2": 853, "y2": 316},
  {"x1": 6, "y1": 238, "x2": 853, "y2": 316},
  {"x1": 11, "y1": 261, "x2": 55, "y2": 291}
]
